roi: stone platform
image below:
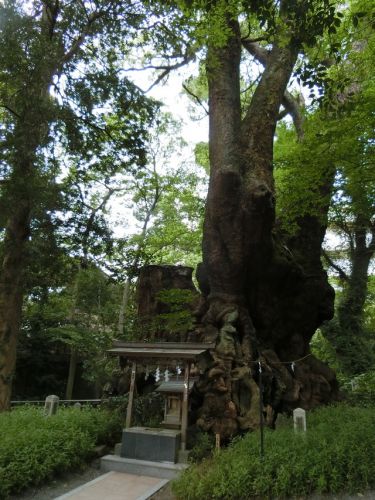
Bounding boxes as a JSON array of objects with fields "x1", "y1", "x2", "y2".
[
  {"x1": 121, "y1": 426, "x2": 181, "y2": 463},
  {"x1": 101, "y1": 454, "x2": 188, "y2": 480}
]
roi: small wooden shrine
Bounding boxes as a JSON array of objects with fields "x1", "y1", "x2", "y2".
[
  {"x1": 108, "y1": 341, "x2": 214, "y2": 460},
  {"x1": 156, "y1": 378, "x2": 196, "y2": 429}
]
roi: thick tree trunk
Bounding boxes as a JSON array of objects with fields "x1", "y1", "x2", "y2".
[{"x1": 193, "y1": 17, "x2": 339, "y2": 438}]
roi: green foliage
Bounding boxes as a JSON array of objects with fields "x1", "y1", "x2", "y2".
[
  {"x1": 108, "y1": 114, "x2": 206, "y2": 286},
  {"x1": 194, "y1": 142, "x2": 209, "y2": 173},
  {"x1": 188, "y1": 430, "x2": 215, "y2": 463},
  {"x1": 173, "y1": 405, "x2": 375, "y2": 499},
  {"x1": 310, "y1": 329, "x2": 341, "y2": 372},
  {"x1": 339, "y1": 371, "x2": 375, "y2": 408},
  {"x1": 0, "y1": 406, "x2": 122, "y2": 498},
  {"x1": 156, "y1": 288, "x2": 196, "y2": 337},
  {"x1": 16, "y1": 265, "x2": 121, "y2": 397}
]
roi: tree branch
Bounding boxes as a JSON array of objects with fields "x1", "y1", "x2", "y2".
[
  {"x1": 0, "y1": 104, "x2": 21, "y2": 119},
  {"x1": 182, "y1": 83, "x2": 209, "y2": 115},
  {"x1": 322, "y1": 249, "x2": 349, "y2": 281},
  {"x1": 61, "y1": 3, "x2": 116, "y2": 65},
  {"x1": 41, "y1": 0, "x2": 60, "y2": 40},
  {"x1": 144, "y1": 55, "x2": 194, "y2": 93},
  {"x1": 242, "y1": 39, "x2": 269, "y2": 65},
  {"x1": 242, "y1": 40, "x2": 304, "y2": 139},
  {"x1": 281, "y1": 91, "x2": 305, "y2": 140}
]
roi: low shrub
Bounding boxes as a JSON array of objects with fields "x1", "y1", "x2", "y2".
[
  {"x1": 0, "y1": 405, "x2": 122, "y2": 498},
  {"x1": 187, "y1": 430, "x2": 215, "y2": 463},
  {"x1": 103, "y1": 392, "x2": 164, "y2": 427},
  {"x1": 173, "y1": 404, "x2": 375, "y2": 499},
  {"x1": 341, "y1": 370, "x2": 375, "y2": 408}
]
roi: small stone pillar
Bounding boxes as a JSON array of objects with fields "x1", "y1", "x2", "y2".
[
  {"x1": 73, "y1": 402, "x2": 82, "y2": 410},
  {"x1": 44, "y1": 395, "x2": 59, "y2": 416},
  {"x1": 293, "y1": 408, "x2": 306, "y2": 432}
]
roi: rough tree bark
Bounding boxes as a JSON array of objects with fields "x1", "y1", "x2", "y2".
[
  {"x1": 189, "y1": 16, "x2": 339, "y2": 438},
  {"x1": 136, "y1": 264, "x2": 198, "y2": 341}
]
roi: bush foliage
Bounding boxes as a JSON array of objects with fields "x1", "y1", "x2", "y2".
[
  {"x1": 173, "y1": 405, "x2": 375, "y2": 499},
  {"x1": 0, "y1": 406, "x2": 121, "y2": 498}
]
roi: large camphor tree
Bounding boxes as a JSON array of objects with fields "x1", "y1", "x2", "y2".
[{"x1": 160, "y1": 0, "x2": 349, "y2": 437}]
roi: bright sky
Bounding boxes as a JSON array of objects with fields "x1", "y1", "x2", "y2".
[{"x1": 133, "y1": 65, "x2": 209, "y2": 146}]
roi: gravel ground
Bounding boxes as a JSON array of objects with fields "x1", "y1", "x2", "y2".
[
  {"x1": 8, "y1": 460, "x2": 104, "y2": 500},
  {"x1": 149, "y1": 482, "x2": 176, "y2": 500}
]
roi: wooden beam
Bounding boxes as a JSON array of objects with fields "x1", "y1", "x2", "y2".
[
  {"x1": 180, "y1": 361, "x2": 190, "y2": 451},
  {"x1": 125, "y1": 362, "x2": 137, "y2": 428}
]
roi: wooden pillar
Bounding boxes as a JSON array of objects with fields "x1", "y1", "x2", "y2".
[
  {"x1": 125, "y1": 361, "x2": 137, "y2": 428},
  {"x1": 180, "y1": 361, "x2": 190, "y2": 451}
]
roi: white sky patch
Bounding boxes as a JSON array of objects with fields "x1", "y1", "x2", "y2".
[
  {"x1": 131, "y1": 63, "x2": 209, "y2": 146},
  {"x1": 108, "y1": 63, "x2": 209, "y2": 239}
]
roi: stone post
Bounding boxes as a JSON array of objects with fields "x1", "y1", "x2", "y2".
[
  {"x1": 293, "y1": 407, "x2": 306, "y2": 432},
  {"x1": 44, "y1": 395, "x2": 59, "y2": 416}
]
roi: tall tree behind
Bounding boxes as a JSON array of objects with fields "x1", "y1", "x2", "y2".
[
  {"x1": 323, "y1": 1, "x2": 375, "y2": 374},
  {"x1": 274, "y1": 0, "x2": 375, "y2": 375},
  {"x1": 0, "y1": 0, "x2": 156, "y2": 410}
]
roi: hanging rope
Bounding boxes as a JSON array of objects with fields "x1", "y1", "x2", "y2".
[{"x1": 251, "y1": 352, "x2": 313, "y2": 368}]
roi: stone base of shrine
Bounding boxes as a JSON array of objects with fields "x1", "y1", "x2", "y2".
[
  {"x1": 100, "y1": 455, "x2": 188, "y2": 480},
  {"x1": 120, "y1": 426, "x2": 181, "y2": 463}
]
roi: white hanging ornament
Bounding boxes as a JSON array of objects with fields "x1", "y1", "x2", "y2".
[
  {"x1": 164, "y1": 368, "x2": 170, "y2": 382},
  {"x1": 291, "y1": 362, "x2": 295, "y2": 373},
  {"x1": 258, "y1": 361, "x2": 262, "y2": 373},
  {"x1": 176, "y1": 365, "x2": 182, "y2": 375},
  {"x1": 145, "y1": 366, "x2": 150, "y2": 380},
  {"x1": 155, "y1": 366, "x2": 160, "y2": 382}
]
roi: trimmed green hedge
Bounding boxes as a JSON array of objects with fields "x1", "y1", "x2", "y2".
[
  {"x1": 0, "y1": 406, "x2": 121, "y2": 498},
  {"x1": 173, "y1": 405, "x2": 375, "y2": 499}
]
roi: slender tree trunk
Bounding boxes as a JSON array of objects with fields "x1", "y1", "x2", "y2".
[
  {"x1": 0, "y1": 203, "x2": 30, "y2": 410},
  {"x1": 340, "y1": 219, "x2": 374, "y2": 323},
  {"x1": 0, "y1": 1, "x2": 115, "y2": 410},
  {"x1": 324, "y1": 217, "x2": 375, "y2": 374},
  {"x1": 65, "y1": 349, "x2": 78, "y2": 400},
  {"x1": 118, "y1": 280, "x2": 131, "y2": 336},
  {"x1": 0, "y1": 113, "x2": 46, "y2": 409}
]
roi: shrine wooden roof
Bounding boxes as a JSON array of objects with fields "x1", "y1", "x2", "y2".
[
  {"x1": 107, "y1": 341, "x2": 215, "y2": 361},
  {"x1": 156, "y1": 378, "x2": 197, "y2": 393}
]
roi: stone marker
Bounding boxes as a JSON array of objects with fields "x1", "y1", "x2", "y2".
[
  {"x1": 44, "y1": 395, "x2": 59, "y2": 416},
  {"x1": 293, "y1": 407, "x2": 306, "y2": 432},
  {"x1": 73, "y1": 402, "x2": 82, "y2": 410},
  {"x1": 215, "y1": 433, "x2": 221, "y2": 449}
]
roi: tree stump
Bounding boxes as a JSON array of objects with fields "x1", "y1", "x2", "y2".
[{"x1": 136, "y1": 265, "x2": 198, "y2": 341}]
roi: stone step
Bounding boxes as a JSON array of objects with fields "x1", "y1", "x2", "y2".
[{"x1": 100, "y1": 455, "x2": 189, "y2": 480}]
